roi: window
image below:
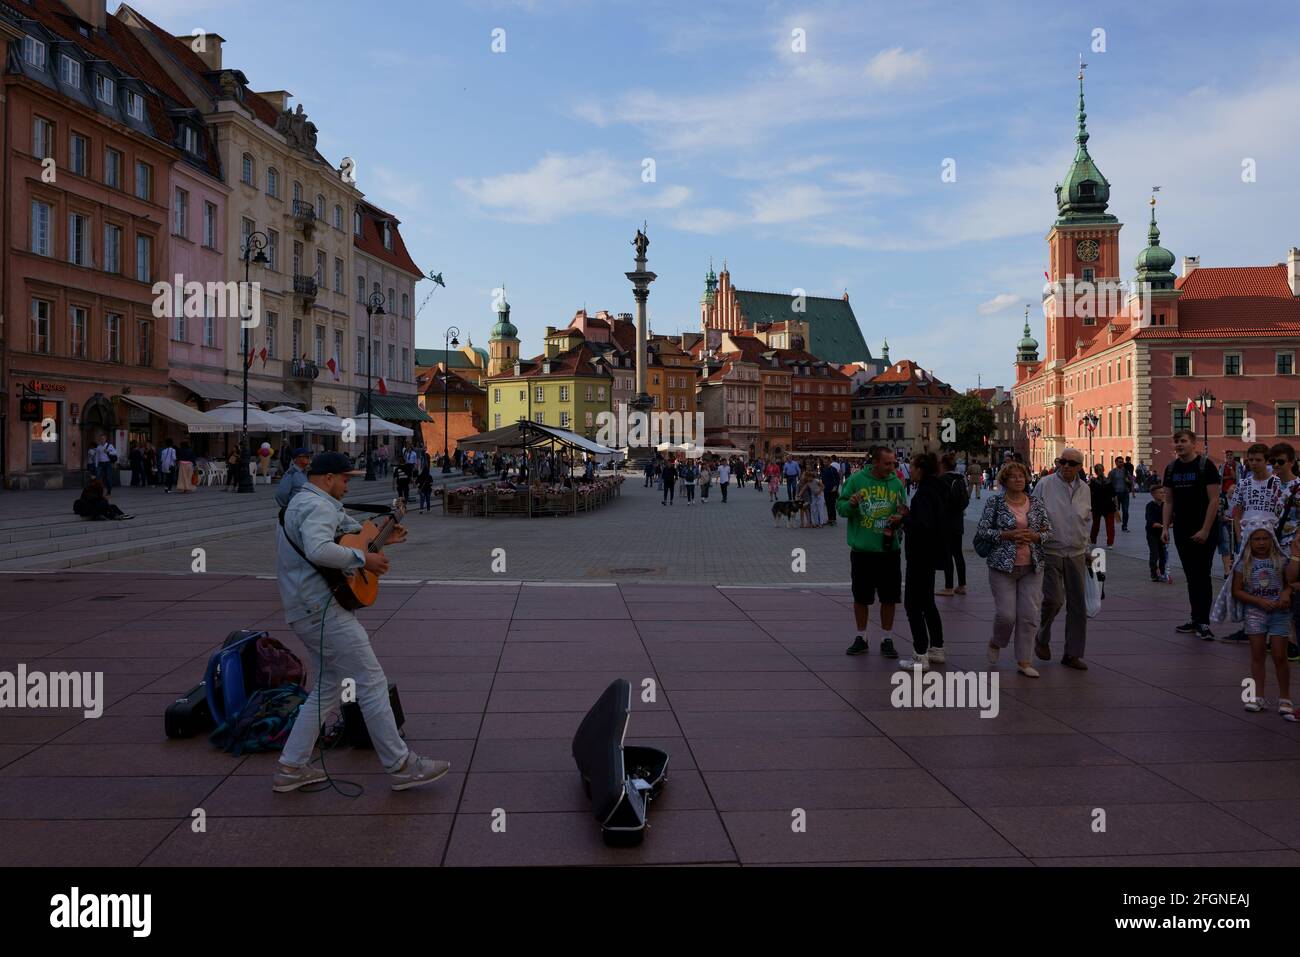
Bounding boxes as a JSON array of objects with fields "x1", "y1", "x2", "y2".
[
  {"x1": 180, "y1": 125, "x2": 200, "y2": 155},
  {"x1": 1279, "y1": 406, "x2": 1298, "y2": 437},
  {"x1": 104, "y1": 148, "x2": 121, "y2": 188},
  {"x1": 203, "y1": 202, "x2": 217, "y2": 248},
  {"x1": 30, "y1": 200, "x2": 52, "y2": 256},
  {"x1": 560, "y1": 411, "x2": 571, "y2": 428},
  {"x1": 134, "y1": 161, "x2": 151, "y2": 201},
  {"x1": 292, "y1": 319, "x2": 301, "y2": 359},
  {"x1": 535, "y1": 386, "x2": 544, "y2": 403},
  {"x1": 293, "y1": 181, "x2": 302, "y2": 204},
  {"x1": 22, "y1": 36, "x2": 46, "y2": 69},
  {"x1": 357, "y1": 276, "x2": 365, "y2": 304},
  {"x1": 401, "y1": 348, "x2": 410, "y2": 381},
  {"x1": 204, "y1": 308, "x2": 215, "y2": 348},
  {"x1": 598, "y1": 386, "x2": 606, "y2": 400},
  {"x1": 293, "y1": 241, "x2": 303, "y2": 276},
  {"x1": 387, "y1": 345, "x2": 395, "y2": 378},
  {"x1": 559, "y1": 386, "x2": 569, "y2": 402},
  {"x1": 585, "y1": 385, "x2": 593, "y2": 401},
  {"x1": 241, "y1": 153, "x2": 254, "y2": 185},
  {"x1": 240, "y1": 217, "x2": 253, "y2": 255},
  {"x1": 266, "y1": 167, "x2": 279, "y2": 197},
  {"x1": 95, "y1": 74, "x2": 115, "y2": 104},
  {"x1": 126, "y1": 91, "x2": 144, "y2": 121},
  {"x1": 334, "y1": 330, "x2": 343, "y2": 370},
  {"x1": 29, "y1": 400, "x2": 62, "y2": 466},
  {"x1": 1172, "y1": 406, "x2": 1191, "y2": 433},
  {"x1": 494, "y1": 414, "x2": 502, "y2": 429},
  {"x1": 135, "y1": 235, "x2": 152, "y2": 282},
  {"x1": 173, "y1": 188, "x2": 189, "y2": 236},
  {"x1": 494, "y1": 388, "x2": 501, "y2": 403},
  {"x1": 106, "y1": 312, "x2": 121, "y2": 362},
  {"x1": 1224, "y1": 353, "x2": 1242, "y2": 376},
  {"x1": 333, "y1": 205, "x2": 342, "y2": 229},
  {"x1": 33, "y1": 117, "x2": 53, "y2": 159},
  {"x1": 535, "y1": 412, "x2": 544, "y2": 424},
  {"x1": 1278, "y1": 353, "x2": 1295, "y2": 376},
  {"x1": 59, "y1": 54, "x2": 81, "y2": 88},
  {"x1": 1173, "y1": 355, "x2": 1191, "y2": 377},
  {"x1": 103, "y1": 224, "x2": 121, "y2": 273},
  {"x1": 371, "y1": 339, "x2": 379, "y2": 375},
  {"x1": 31, "y1": 299, "x2": 51, "y2": 353},
  {"x1": 402, "y1": 293, "x2": 409, "y2": 317},
  {"x1": 354, "y1": 210, "x2": 362, "y2": 235},
  {"x1": 315, "y1": 250, "x2": 325, "y2": 283},
  {"x1": 314, "y1": 325, "x2": 324, "y2": 364},
  {"x1": 266, "y1": 313, "x2": 278, "y2": 359},
  {"x1": 67, "y1": 306, "x2": 89, "y2": 358},
  {"x1": 316, "y1": 194, "x2": 325, "y2": 221},
  {"x1": 69, "y1": 133, "x2": 87, "y2": 175},
  {"x1": 1225, "y1": 406, "x2": 1246, "y2": 437},
  {"x1": 172, "y1": 296, "x2": 186, "y2": 342},
  {"x1": 387, "y1": 288, "x2": 395, "y2": 314},
  {"x1": 356, "y1": 336, "x2": 365, "y2": 372},
  {"x1": 334, "y1": 258, "x2": 343, "y2": 294},
  {"x1": 383, "y1": 222, "x2": 392, "y2": 250},
  {"x1": 68, "y1": 213, "x2": 90, "y2": 266},
  {"x1": 137, "y1": 319, "x2": 153, "y2": 366}
]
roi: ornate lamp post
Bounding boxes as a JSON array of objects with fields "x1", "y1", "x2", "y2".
[
  {"x1": 237, "y1": 231, "x2": 269, "y2": 494},
  {"x1": 1028, "y1": 424, "x2": 1042, "y2": 471},
  {"x1": 363, "y1": 292, "x2": 386, "y2": 481},
  {"x1": 442, "y1": 325, "x2": 460, "y2": 473},
  {"x1": 1080, "y1": 411, "x2": 1100, "y2": 470},
  {"x1": 1195, "y1": 388, "x2": 1217, "y2": 458}
]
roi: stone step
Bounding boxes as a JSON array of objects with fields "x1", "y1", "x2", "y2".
[
  {"x1": 0, "y1": 506, "x2": 270, "y2": 561},
  {"x1": 0, "y1": 516, "x2": 274, "y2": 571}
]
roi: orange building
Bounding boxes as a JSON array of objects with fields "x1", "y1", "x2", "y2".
[{"x1": 418, "y1": 367, "x2": 486, "y2": 457}]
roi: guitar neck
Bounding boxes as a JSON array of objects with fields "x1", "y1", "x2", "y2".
[{"x1": 369, "y1": 512, "x2": 403, "y2": 552}]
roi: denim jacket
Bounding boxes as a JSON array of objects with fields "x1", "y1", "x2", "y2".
[
  {"x1": 276, "y1": 482, "x2": 365, "y2": 623},
  {"x1": 974, "y1": 492, "x2": 1053, "y2": 573}
]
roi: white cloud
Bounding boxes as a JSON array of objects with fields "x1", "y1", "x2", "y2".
[
  {"x1": 457, "y1": 152, "x2": 689, "y2": 224},
  {"x1": 977, "y1": 293, "x2": 1021, "y2": 316},
  {"x1": 672, "y1": 207, "x2": 745, "y2": 234},
  {"x1": 750, "y1": 184, "x2": 838, "y2": 224},
  {"x1": 370, "y1": 165, "x2": 429, "y2": 212},
  {"x1": 865, "y1": 47, "x2": 929, "y2": 87}
]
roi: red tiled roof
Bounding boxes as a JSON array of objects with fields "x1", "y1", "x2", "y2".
[
  {"x1": 1176, "y1": 265, "x2": 1293, "y2": 299},
  {"x1": 1161, "y1": 264, "x2": 1300, "y2": 332},
  {"x1": 354, "y1": 201, "x2": 422, "y2": 278},
  {"x1": 417, "y1": 367, "x2": 484, "y2": 397},
  {"x1": 486, "y1": 341, "x2": 611, "y2": 380},
  {"x1": 872, "y1": 359, "x2": 940, "y2": 385},
  {"x1": 607, "y1": 317, "x2": 637, "y2": 352},
  {"x1": 123, "y1": 4, "x2": 282, "y2": 127}
]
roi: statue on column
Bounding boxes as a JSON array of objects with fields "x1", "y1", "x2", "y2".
[{"x1": 632, "y1": 227, "x2": 649, "y2": 262}]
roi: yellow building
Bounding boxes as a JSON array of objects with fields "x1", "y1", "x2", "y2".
[
  {"x1": 645, "y1": 336, "x2": 698, "y2": 423},
  {"x1": 487, "y1": 336, "x2": 613, "y2": 438}
]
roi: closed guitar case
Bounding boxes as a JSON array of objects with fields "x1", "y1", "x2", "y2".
[
  {"x1": 164, "y1": 682, "x2": 214, "y2": 739},
  {"x1": 203, "y1": 629, "x2": 268, "y2": 726},
  {"x1": 340, "y1": 682, "x2": 405, "y2": 748},
  {"x1": 572, "y1": 679, "x2": 669, "y2": 847}
]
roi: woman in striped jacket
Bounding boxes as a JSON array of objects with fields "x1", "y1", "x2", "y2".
[{"x1": 973, "y1": 461, "x2": 1053, "y2": 677}]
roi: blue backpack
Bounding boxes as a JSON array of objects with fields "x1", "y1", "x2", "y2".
[
  {"x1": 209, "y1": 685, "x2": 308, "y2": 756},
  {"x1": 203, "y1": 629, "x2": 266, "y2": 726}
]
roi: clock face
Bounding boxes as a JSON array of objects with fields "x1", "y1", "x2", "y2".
[{"x1": 1076, "y1": 239, "x2": 1100, "y2": 263}]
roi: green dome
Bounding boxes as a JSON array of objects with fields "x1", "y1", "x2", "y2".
[
  {"x1": 1016, "y1": 318, "x2": 1039, "y2": 362},
  {"x1": 490, "y1": 296, "x2": 518, "y2": 340},
  {"x1": 1054, "y1": 71, "x2": 1118, "y2": 227},
  {"x1": 1134, "y1": 202, "x2": 1176, "y2": 290}
]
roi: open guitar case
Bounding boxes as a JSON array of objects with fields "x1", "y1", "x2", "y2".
[{"x1": 572, "y1": 678, "x2": 669, "y2": 847}]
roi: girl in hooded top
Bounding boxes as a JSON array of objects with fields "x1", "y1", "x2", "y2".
[{"x1": 1232, "y1": 517, "x2": 1294, "y2": 717}]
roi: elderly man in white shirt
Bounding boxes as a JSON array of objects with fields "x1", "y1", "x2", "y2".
[{"x1": 1032, "y1": 446, "x2": 1093, "y2": 670}]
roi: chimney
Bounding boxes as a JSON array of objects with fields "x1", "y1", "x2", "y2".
[
  {"x1": 1289, "y1": 248, "x2": 1300, "y2": 297},
  {"x1": 65, "y1": 0, "x2": 106, "y2": 30},
  {"x1": 256, "y1": 90, "x2": 293, "y2": 112},
  {"x1": 178, "y1": 31, "x2": 225, "y2": 71},
  {"x1": 1181, "y1": 255, "x2": 1199, "y2": 278},
  {"x1": 842, "y1": 290, "x2": 849, "y2": 302}
]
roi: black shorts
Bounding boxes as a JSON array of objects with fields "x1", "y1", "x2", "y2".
[{"x1": 850, "y1": 549, "x2": 902, "y2": 606}]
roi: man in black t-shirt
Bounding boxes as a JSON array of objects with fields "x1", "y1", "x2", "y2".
[{"x1": 1161, "y1": 429, "x2": 1221, "y2": 638}]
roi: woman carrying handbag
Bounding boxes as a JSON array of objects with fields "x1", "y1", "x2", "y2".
[{"x1": 974, "y1": 461, "x2": 1053, "y2": 677}]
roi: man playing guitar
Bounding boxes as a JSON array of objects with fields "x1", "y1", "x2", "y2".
[{"x1": 272, "y1": 451, "x2": 450, "y2": 792}]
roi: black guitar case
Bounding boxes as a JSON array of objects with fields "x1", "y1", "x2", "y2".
[{"x1": 572, "y1": 679, "x2": 668, "y2": 847}]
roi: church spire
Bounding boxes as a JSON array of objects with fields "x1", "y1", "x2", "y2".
[
  {"x1": 1017, "y1": 304, "x2": 1040, "y2": 363},
  {"x1": 1054, "y1": 59, "x2": 1117, "y2": 227}
]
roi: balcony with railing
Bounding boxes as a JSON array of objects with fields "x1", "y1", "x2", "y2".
[
  {"x1": 293, "y1": 274, "x2": 318, "y2": 302},
  {"x1": 292, "y1": 200, "x2": 317, "y2": 237},
  {"x1": 289, "y1": 357, "x2": 320, "y2": 380}
]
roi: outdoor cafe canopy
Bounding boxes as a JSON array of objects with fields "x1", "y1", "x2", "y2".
[{"x1": 457, "y1": 421, "x2": 617, "y2": 456}]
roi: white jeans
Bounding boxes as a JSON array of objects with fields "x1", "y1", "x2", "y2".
[
  {"x1": 279, "y1": 601, "x2": 408, "y2": 772},
  {"x1": 989, "y1": 565, "x2": 1044, "y2": 663}
]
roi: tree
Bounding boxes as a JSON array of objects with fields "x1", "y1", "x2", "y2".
[{"x1": 940, "y1": 393, "x2": 996, "y2": 465}]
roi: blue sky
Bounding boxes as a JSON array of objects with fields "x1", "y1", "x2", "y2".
[{"x1": 145, "y1": 0, "x2": 1300, "y2": 388}]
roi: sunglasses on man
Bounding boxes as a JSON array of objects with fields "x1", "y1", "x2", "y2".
[
  {"x1": 1055, "y1": 458, "x2": 1083, "y2": 467},
  {"x1": 1272, "y1": 459, "x2": 1293, "y2": 467}
]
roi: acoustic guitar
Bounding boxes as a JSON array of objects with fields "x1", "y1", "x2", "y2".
[{"x1": 333, "y1": 498, "x2": 406, "y2": 609}]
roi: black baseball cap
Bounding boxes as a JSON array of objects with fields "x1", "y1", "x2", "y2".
[
  {"x1": 292, "y1": 447, "x2": 310, "y2": 458},
  {"x1": 308, "y1": 451, "x2": 363, "y2": 476}
]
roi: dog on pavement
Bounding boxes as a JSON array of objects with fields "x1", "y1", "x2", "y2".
[{"x1": 772, "y1": 500, "x2": 809, "y2": 527}]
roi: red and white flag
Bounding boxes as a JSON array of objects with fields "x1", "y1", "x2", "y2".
[
  {"x1": 245, "y1": 348, "x2": 255, "y2": 369},
  {"x1": 258, "y1": 347, "x2": 268, "y2": 368},
  {"x1": 377, "y1": 377, "x2": 388, "y2": 396},
  {"x1": 1185, "y1": 397, "x2": 1197, "y2": 415},
  {"x1": 326, "y1": 357, "x2": 339, "y2": 381}
]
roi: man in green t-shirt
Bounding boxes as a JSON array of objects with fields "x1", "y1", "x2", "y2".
[{"x1": 838, "y1": 446, "x2": 909, "y2": 659}]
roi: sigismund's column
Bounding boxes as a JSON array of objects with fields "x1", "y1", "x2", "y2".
[{"x1": 626, "y1": 226, "x2": 656, "y2": 413}]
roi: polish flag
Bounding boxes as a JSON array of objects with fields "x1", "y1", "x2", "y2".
[
  {"x1": 1185, "y1": 397, "x2": 1197, "y2": 415},
  {"x1": 245, "y1": 348, "x2": 255, "y2": 369},
  {"x1": 377, "y1": 377, "x2": 389, "y2": 396},
  {"x1": 259, "y1": 347, "x2": 268, "y2": 368},
  {"x1": 326, "y1": 357, "x2": 339, "y2": 381},
  {"x1": 1044, "y1": 270, "x2": 1050, "y2": 281}
]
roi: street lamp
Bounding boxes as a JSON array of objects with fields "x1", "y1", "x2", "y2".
[
  {"x1": 442, "y1": 326, "x2": 460, "y2": 473},
  {"x1": 1196, "y1": 388, "x2": 1217, "y2": 458},
  {"x1": 237, "y1": 231, "x2": 269, "y2": 494},
  {"x1": 363, "y1": 292, "x2": 386, "y2": 481},
  {"x1": 1080, "y1": 410, "x2": 1100, "y2": 470},
  {"x1": 1028, "y1": 424, "x2": 1042, "y2": 470}
]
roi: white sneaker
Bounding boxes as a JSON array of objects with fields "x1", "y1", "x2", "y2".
[
  {"x1": 898, "y1": 655, "x2": 929, "y2": 671},
  {"x1": 927, "y1": 647, "x2": 946, "y2": 664},
  {"x1": 389, "y1": 753, "x2": 452, "y2": 791},
  {"x1": 1016, "y1": 664, "x2": 1041, "y2": 678}
]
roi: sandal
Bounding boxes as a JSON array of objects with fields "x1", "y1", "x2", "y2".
[{"x1": 1279, "y1": 698, "x2": 1295, "y2": 718}]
